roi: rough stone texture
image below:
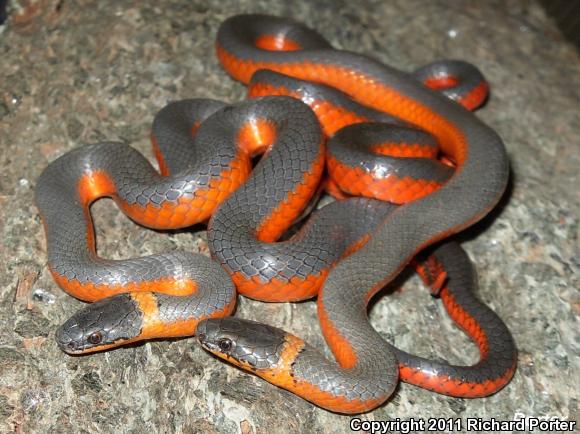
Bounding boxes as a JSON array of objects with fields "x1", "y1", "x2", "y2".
[{"x1": 0, "y1": 0, "x2": 578, "y2": 433}]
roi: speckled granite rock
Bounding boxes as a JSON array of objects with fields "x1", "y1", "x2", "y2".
[{"x1": 0, "y1": 1, "x2": 578, "y2": 433}]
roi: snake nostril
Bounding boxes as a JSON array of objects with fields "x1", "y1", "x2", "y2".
[{"x1": 197, "y1": 333, "x2": 206, "y2": 343}]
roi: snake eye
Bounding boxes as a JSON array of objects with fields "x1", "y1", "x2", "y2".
[
  {"x1": 87, "y1": 332, "x2": 103, "y2": 345},
  {"x1": 218, "y1": 338, "x2": 233, "y2": 353}
]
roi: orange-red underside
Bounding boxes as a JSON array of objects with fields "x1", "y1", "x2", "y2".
[
  {"x1": 395, "y1": 256, "x2": 515, "y2": 397},
  {"x1": 397, "y1": 283, "x2": 515, "y2": 397}
]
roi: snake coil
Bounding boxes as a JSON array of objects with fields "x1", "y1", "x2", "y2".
[{"x1": 35, "y1": 14, "x2": 516, "y2": 414}]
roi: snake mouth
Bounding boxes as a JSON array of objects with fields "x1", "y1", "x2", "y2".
[
  {"x1": 197, "y1": 334, "x2": 227, "y2": 358},
  {"x1": 196, "y1": 332, "x2": 221, "y2": 354},
  {"x1": 196, "y1": 333, "x2": 210, "y2": 349},
  {"x1": 55, "y1": 327, "x2": 133, "y2": 355}
]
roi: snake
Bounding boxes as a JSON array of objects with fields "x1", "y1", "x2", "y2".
[
  {"x1": 200, "y1": 14, "x2": 515, "y2": 413},
  {"x1": 34, "y1": 13, "x2": 516, "y2": 413}
]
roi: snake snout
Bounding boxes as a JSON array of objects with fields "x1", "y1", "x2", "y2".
[
  {"x1": 55, "y1": 323, "x2": 79, "y2": 353},
  {"x1": 195, "y1": 318, "x2": 223, "y2": 352},
  {"x1": 195, "y1": 320, "x2": 208, "y2": 347}
]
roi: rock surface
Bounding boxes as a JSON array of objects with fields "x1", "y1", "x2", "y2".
[{"x1": 0, "y1": 1, "x2": 577, "y2": 433}]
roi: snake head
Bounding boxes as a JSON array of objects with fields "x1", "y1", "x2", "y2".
[
  {"x1": 196, "y1": 317, "x2": 288, "y2": 371},
  {"x1": 56, "y1": 294, "x2": 143, "y2": 354}
]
